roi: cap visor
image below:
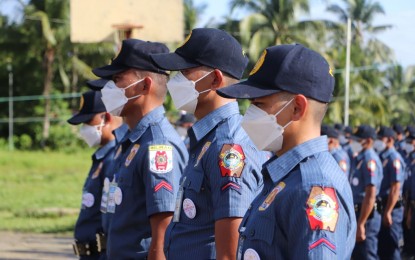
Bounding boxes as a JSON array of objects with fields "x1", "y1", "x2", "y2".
[
  {"x1": 67, "y1": 113, "x2": 95, "y2": 125},
  {"x1": 150, "y1": 52, "x2": 201, "y2": 71},
  {"x1": 92, "y1": 64, "x2": 128, "y2": 78},
  {"x1": 86, "y1": 79, "x2": 109, "y2": 90},
  {"x1": 217, "y1": 79, "x2": 281, "y2": 99},
  {"x1": 350, "y1": 135, "x2": 363, "y2": 142}
]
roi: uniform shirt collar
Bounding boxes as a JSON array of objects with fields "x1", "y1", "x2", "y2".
[
  {"x1": 189, "y1": 102, "x2": 240, "y2": 144},
  {"x1": 264, "y1": 136, "x2": 329, "y2": 184},
  {"x1": 113, "y1": 123, "x2": 129, "y2": 144},
  {"x1": 129, "y1": 106, "x2": 166, "y2": 142},
  {"x1": 380, "y1": 146, "x2": 395, "y2": 159},
  {"x1": 94, "y1": 139, "x2": 116, "y2": 160}
]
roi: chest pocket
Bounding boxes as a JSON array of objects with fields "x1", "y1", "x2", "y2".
[{"x1": 244, "y1": 215, "x2": 275, "y2": 246}]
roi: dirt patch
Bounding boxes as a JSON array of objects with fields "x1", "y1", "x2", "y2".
[{"x1": 0, "y1": 232, "x2": 76, "y2": 260}]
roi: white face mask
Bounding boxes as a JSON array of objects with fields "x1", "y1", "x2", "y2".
[
  {"x1": 167, "y1": 71, "x2": 213, "y2": 114},
  {"x1": 373, "y1": 139, "x2": 386, "y2": 153},
  {"x1": 404, "y1": 142, "x2": 414, "y2": 154},
  {"x1": 101, "y1": 79, "x2": 143, "y2": 116},
  {"x1": 79, "y1": 119, "x2": 104, "y2": 147},
  {"x1": 241, "y1": 99, "x2": 294, "y2": 152}
]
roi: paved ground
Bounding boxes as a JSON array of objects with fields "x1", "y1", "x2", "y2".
[{"x1": 0, "y1": 232, "x2": 76, "y2": 260}]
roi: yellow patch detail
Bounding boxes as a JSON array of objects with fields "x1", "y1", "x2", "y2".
[{"x1": 249, "y1": 50, "x2": 267, "y2": 76}]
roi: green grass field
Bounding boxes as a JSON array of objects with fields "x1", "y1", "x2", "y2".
[{"x1": 0, "y1": 149, "x2": 94, "y2": 233}]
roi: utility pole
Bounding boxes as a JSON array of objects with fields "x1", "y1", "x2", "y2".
[
  {"x1": 344, "y1": 17, "x2": 352, "y2": 126},
  {"x1": 7, "y1": 60, "x2": 14, "y2": 151}
]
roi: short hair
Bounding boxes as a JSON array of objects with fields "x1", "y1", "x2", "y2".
[{"x1": 134, "y1": 70, "x2": 168, "y2": 100}]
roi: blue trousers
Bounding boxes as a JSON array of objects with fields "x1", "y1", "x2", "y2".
[
  {"x1": 353, "y1": 210, "x2": 381, "y2": 260},
  {"x1": 378, "y1": 207, "x2": 404, "y2": 260}
]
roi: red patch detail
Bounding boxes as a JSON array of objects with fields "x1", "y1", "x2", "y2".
[
  {"x1": 218, "y1": 144, "x2": 245, "y2": 178},
  {"x1": 221, "y1": 182, "x2": 241, "y2": 192},
  {"x1": 154, "y1": 181, "x2": 173, "y2": 192},
  {"x1": 309, "y1": 237, "x2": 336, "y2": 251},
  {"x1": 306, "y1": 187, "x2": 339, "y2": 232},
  {"x1": 367, "y1": 160, "x2": 376, "y2": 176}
]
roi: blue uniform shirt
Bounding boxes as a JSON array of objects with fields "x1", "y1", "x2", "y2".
[
  {"x1": 350, "y1": 148, "x2": 383, "y2": 204},
  {"x1": 330, "y1": 146, "x2": 351, "y2": 177},
  {"x1": 106, "y1": 106, "x2": 188, "y2": 259},
  {"x1": 237, "y1": 136, "x2": 356, "y2": 259},
  {"x1": 378, "y1": 147, "x2": 406, "y2": 198},
  {"x1": 164, "y1": 102, "x2": 265, "y2": 259},
  {"x1": 408, "y1": 151, "x2": 415, "y2": 201},
  {"x1": 74, "y1": 135, "x2": 118, "y2": 246},
  {"x1": 100, "y1": 124, "x2": 129, "y2": 235}
]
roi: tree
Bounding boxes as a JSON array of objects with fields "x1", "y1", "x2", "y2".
[{"x1": 183, "y1": 0, "x2": 207, "y2": 34}]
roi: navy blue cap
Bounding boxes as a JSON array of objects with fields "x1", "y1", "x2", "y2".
[
  {"x1": 405, "y1": 125, "x2": 415, "y2": 134},
  {"x1": 352, "y1": 125, "x2": 376, "y2": 140},
  {"x1": 334, "y1": 123, "x2": 344, "y2": 131},
  {"x1": 321, "y1": 125, "x2": 339, "y2": 138},
  {"x1": 392, "y1": 123, "x2": 404, "y2": 134},
  {"x1": 175, "y1": 113, "x2": 196, "y2": 125},
  {"x1": 67, "y1": 91, "x2": 106, "y2": 125},
  {"x1": 377, "y1": 126, "x2": 396, "y2": 138},
  {"x1": 217, "y1": 44, "x2": 335, "y2": 103},
  {"x1": 344, "y1": 126, "x2": 353, "y2": 135},
  {"x1": 150, "y1": 28, "x2": 248, "y2": 79},
  {"x1": 93, "y1": 39, "x2": 169, "y2": 78},
  {"x1": 86, "y1": 78, "x2": 109, "y2": 91},
  {"x1": 407, "y1": 128, "x2": 415, "y2": 141}
]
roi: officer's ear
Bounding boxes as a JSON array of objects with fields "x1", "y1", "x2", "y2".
[
  {"x1": 291, "y1": 94, "x2": 307, "y2": 121},
  {"x1": 211, "y1": 69, "x2": 223, "y2": 90},
  {"x1": 104, "y1": 112, "x2": 111, "y2": 123},
  {"x1": 141, "y1": 77, "x2": 152, "y2": 95}
]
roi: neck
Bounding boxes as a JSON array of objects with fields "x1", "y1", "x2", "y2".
[
  {"x1": 124, "y1": 100, "x2": 161, "y2": 130},
  {"x1": 276, "y1": 123, "x2": 320, "y2": 157}
]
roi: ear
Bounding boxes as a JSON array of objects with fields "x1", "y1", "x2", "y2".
[
  {"x1": 141, "y1": 77, "x2": 153, "y2": 95},
  {"x1": 211, "y1": 69, "x2": 223, "y2": 90},
  {"x1": 291, "y1": 94, "x2": 307, "y2": 121},
  {"x1": 104, "y1": 112, "x2": 111, "y2": 123}
]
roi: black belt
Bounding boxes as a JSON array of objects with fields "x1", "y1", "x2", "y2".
[
  {"x1": 72, "y1": 239, "x2": 99, "y2": 256},
  {"x1": 377, "y1": 197, "x2": 403, "y2": 212},
  {"x1": 354, "y1": 203, "x2": 377, "y2": 219},
  {"x1": 96, "y1": 232, "x2": 107, "y2": 253}
]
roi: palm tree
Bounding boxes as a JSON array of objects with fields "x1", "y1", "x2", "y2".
[
  {"x1": 229, "y1": 0, "x2": 330, "y2": 61},
  {"x1": 183, "y1": 0, "x2": 207, "y2": 34}
]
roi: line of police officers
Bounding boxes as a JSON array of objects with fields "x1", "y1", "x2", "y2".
[{"x1": 66, "y1": 28, "x2": 415, "y2": 259}]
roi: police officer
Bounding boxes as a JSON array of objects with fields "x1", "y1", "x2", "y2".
[
  {"x1": 321, "y1": 124, "x2": 351, "y2": 177},
  {"x1": 150, "y1": 28, "x2": 266, "y2": 259},
  {"x1": 217, "y1": 44, "x2": 357, "y2": 259},
  {"x1": 376, "y1": 126, "x2": 405, "y2": 259},
  {"x1": 405, "y1": 129, "x2": 415, "y2": 258},
  {"x1": 92, "y1": 39, "x2": 188, "y2": 259},
  {"x1": 349, "y1": 125, "x2": 383, "y2": 260},
  {"x1": 393, "y1": 123, "x2": 407, "y2": 159},
  {"x1": 67, "y1": 90, "x2": 124, "y2": 259}
]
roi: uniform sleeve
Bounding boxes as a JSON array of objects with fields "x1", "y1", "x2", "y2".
[
  {"x1": 143, "y1": 142, "x2": 183, "y2": 216},
  {"x1": 388, "y1": 155, "x2": 404, "y2": 183},
  {"x1": 286, "y1": 186, "x2": 355, "y2": 259},
  {"x1": 361, "y1": 158, "x2": 380, "y2": 187},
  {"x1": 205, "y1": 142, "x2": 264, "y2": 220}
]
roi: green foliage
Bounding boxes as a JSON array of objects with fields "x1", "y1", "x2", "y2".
[
  {"x1": 0, "y1": 149, "x2": 93, "y2": 233},
  {"x1": 17, "y1": 134, "x2": 33, "y2": 150}
]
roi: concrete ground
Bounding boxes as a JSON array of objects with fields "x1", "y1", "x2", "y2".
[{"x1": 0, "y1": 232, "x2": 76, "y2": 260}]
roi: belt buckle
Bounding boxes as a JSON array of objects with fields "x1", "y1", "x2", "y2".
[
  {"x1": 73, "y1": 242, "x2": 80, "y2": 256},
  {"x1": 96, "y1": 233, "x2": 106, "y2": 252}
]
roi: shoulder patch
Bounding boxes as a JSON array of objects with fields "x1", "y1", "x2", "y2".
[
  {"x1": 125, "y1": 144, "x2": 140, "y2": 167},
  {"x1": 367, "y1": 160, "x2": 376, "y2": 176},
  {"x1": 92, "y1": 162, "x2": 103, "y2": 179},
  {"x1": 393, "y1": 159, "x2": 401, "y2": 172},
  {"x1": 218, "y1": 144, "x2": 245, "y2": 178},
  {"x1": 149, "y1": 145, "x2": 173, "y2": 174},
  {"x1": 338, "y1": 160, "x2": 347, "y2": 173},
  {"x1": 259, "y1": 182, "x2": 285, "y2": 211},
  {"x1": 306, "y1": 186, "x2": 339, "y2": 232}
]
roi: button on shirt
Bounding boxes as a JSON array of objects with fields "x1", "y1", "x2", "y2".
[
  {"x1": 100, "y1": 124, "x2": 129, "y2": 236},
  {"x1": 379, "y1": 147, "x2": 406, "y2": 198},
  {"x1": 106, "y1": 106, "x2": 188, "y2": 259},
  {"x1": 350, "y1": 148, "x2": 383, "y2": 204},
  {"x1": 164, "y1": 102, "x2": 265, "y2": 259},
  {"x1": 74, "y1": 135, "x2": 119, "y2": 246},
  {"x1": 331, "y1": 146, "x2": 351, "y2": 177},
  {"x1": 237, "y1": 136, "x2": 356, "y2": 259}
]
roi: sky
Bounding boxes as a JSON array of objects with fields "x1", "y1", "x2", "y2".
[
  {"x1": 1, "y1": 0, "x2": 414, "y2": 67},
  {"x1": 193, "y1": 0, "x2": 415, "y2": 68}
]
